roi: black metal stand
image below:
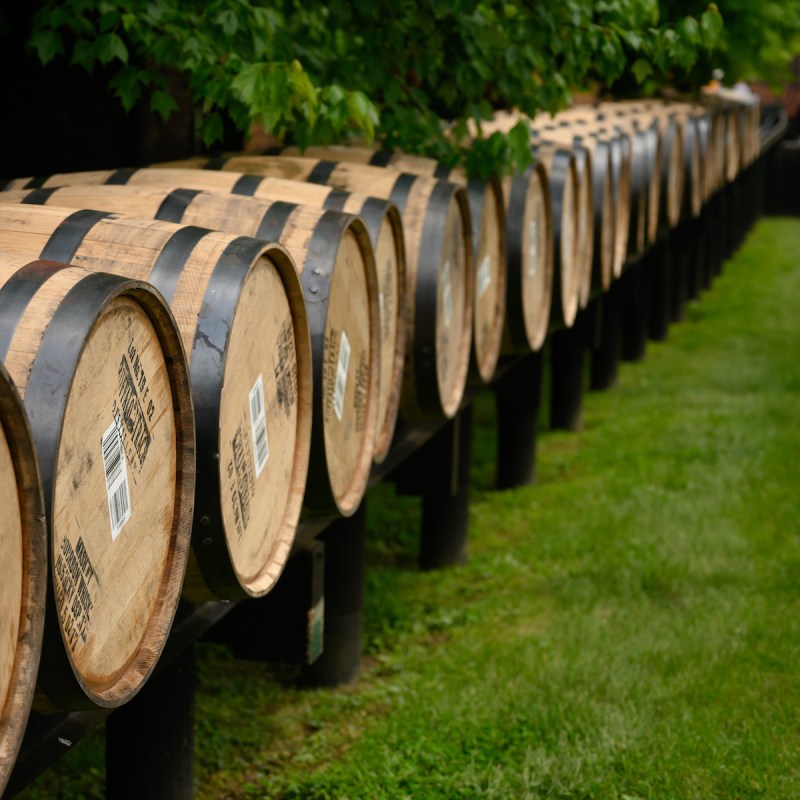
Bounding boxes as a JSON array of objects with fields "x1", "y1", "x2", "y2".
[
  {"x1": 105, "y1": 644, "x2": 196, "y2": 800},
  {"x1": 549, "y1": 308, "x2": 588, "y2": 431},
  {"x1": 394, "y1": 405, "x2": 474, "y2": 569},
  {"x1": 765, "y1": 138, "x2": 800, "y2": 216},
  {"x1": 420, "y1": 405, "x2": 473, "y2": 569},
  {"x1": 590, "y1": 283, "x2": 623, "y2": 391},
  {"x1": 621, "y1": 256, "x2": 650, "y2": 362},
  {"x1": 204, "y1": 544, "x2": 325, "y2": 666},
  {"x1": 707, "y1": 193, "x2": 724, "y2": 280},
  {"x1": 669, "y1": 223, "x2": 691, "y2": 323},
  {"x1": 494, "y1": 351, "x2": 544, "y2": 489},
  {"x1": 301, "y1": 502, "x2": 367, "y2": 687},
  {"x1": 648, "y1": 237, "x2": 671, "y2": 342},
  {"x1": 685, "y1": 216, "x2": 703, "y2": 302}
]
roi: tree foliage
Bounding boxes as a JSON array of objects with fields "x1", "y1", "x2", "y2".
[
  {"x1": 29, "y1": 0, "x2": 723, "y2": 175},
  {"x1": 659, "y1": 0, "x2": 800, "y2": 88}
]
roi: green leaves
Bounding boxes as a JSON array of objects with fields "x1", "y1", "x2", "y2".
[
  {"x1": 347, "y1": 90, "x2": 379, "y2": 140},
  {"x1": 150, "y1": 89, "x2": 177, "y2": 121},
  {"x1": 227, "y1": 59, "x2": 378, "y2": 147},
  {"x1": 29, "y1": 28, "x2": 63, "y2": 65},
  {"x1": 200, "y1": 112, "x2": 225, "y2": 149},
  {"x1": 108, "y1": 66, "x2": 146, "y2": 111},
  {"x1": 26, "y1": 0, "x2": 379, "y2": 155},
  {"x1": 677, "y1": 16, "x2": 700, "y2": 46},
  {"x1": 25, "y1": 0, "x2": 730, "y2": 176},
  {"x1": 507, "y1": 120, "x2": 534, "y2": 172},
  {"x1": 215, "y1": 9, "x2": 239, "y2": 38},
  {"x1": 632, "y1": 58, "x2": 653, "y2": 84},
  {"x1": 96, "y1": 32, "x2": 128, "y2": 64},
  {"x1": 700, "y1": 4, "x2": 724, "y2": 48}
]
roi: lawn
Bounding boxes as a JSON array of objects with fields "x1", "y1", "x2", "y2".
[{"x1": 18, "y1": 217, "x2": 800, "y2": 799}]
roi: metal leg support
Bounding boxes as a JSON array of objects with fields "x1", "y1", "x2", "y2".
[
  {"x1": 494, "y1": 351, "x2": 544, "y2": 489},
  {"x1": 301, "y1": 503, "x2": 367, "y2": 687},
  {"x1": 106, "y1": 645, "x2": 196, "y2": 800},
  {"x1": 590, "y1": 283, "x2": 623, "y2": 390},
  {"x1": 648, "y1": 238, "x2": 671, "y2": 342},
  {"x1": 621, "y1": 257, "x2": 650, "y2": 362}
]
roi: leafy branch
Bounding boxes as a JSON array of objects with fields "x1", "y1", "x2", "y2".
[{"x1": 28, "y1": 0, "x2": 724, "y2": 175}]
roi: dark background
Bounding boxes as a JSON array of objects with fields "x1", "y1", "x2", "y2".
[{"x1": 0, "y1": 5, "x2": 197, "y2": 180}]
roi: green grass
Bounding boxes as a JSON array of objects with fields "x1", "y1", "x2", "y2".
[{"x1": 19, "y1": 217, "x2": 800, "y2": 799}]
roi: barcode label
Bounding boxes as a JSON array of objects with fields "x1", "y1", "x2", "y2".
[
  {"x1": 477, "y1": 254, "x2": 492, "y2": 299},
  {"x1": 249, "y1": 374, "x2": 269, "y2": 478},
  {"x1": 101, "y1": 420, "x2": 131, "y2": 541},
  {"x1": 333, "y1": 331, "x2": 351, "y2": 421},
  {"x1": 441, "y1": 259, "x2": 453, "y2": 327},
  {"x1": 528, "y1": 221, "x2": 538, "y2": 278}
]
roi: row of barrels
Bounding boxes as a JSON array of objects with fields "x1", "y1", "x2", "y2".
[{"x1": 0, "y1": 91, "x2": 759, "y2": 794}]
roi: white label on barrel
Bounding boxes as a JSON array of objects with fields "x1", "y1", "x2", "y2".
[
  {"x1": 441, "y1": 259, "x2": 453, "y2": 327},
  {"x1": 379, "y1": 256, "x2": 392, "y2": 341},
  {"x1": 101, "y1": 419, "x2": 131, "y2": 541},
  {"x1": 528, "y1": 221, "x2": 538, "y2": 278},
  {"x1": 249, "y1": 374, "x2": 269, "y2": 478},
  {"x1": 477, "y1": 254, "x2": 492, "y2": 299},
  {"x1": 333, "y1": 330, "x2": 351, "y2": 422}
]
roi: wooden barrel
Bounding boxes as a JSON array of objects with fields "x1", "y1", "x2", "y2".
[
  {"x1": 246, "y1": 145, "x2": 506, "y2": 384},
  {"x1": 728, "y1": 98, "x2": 755, "y2": 170},
  {"x1": 721, "y1": 102, "x2": 743, "y2": 183},
  {"x1": 483, "y1": 116, "x2": 586, "y2": 337},
  {"x1": 655, "y1": 115, "x2": 684, "y2": 232},
  {"x1": 622, "y1": 106, "x2": 687, "y2": 231},
  {"x1": 501, "y1": 162, "x2": 552, "y2": 352},
  {"x1": 0, "y1": 205, "x2": 312, "y2": 604},
  {"x1": 679, "y1": 113, "x2": 703, "y2": 220},
  {"x1": 485, "y1": 111, "x2": 580, "y2": 323},
  {"x1": 387, "y1": 155, "x2": 535, "y2": 360},
  {"x1": 613, "y1": 123, "x2": 648, "y2": 259},
  {"x1": 581, "y1": 110, "x2": 661, "y2": 248},
  {"x1": 0, "y1": 186, "x2": 381, "y2": 510},
  {"x1": 0, "y1": 361, "x2": 45, "y2": 790},
  {"x1": 0, "y1": 255, "x2": 194, "y2": 709},
  {"x1": 533, "y1": 136, "x2": 594, "y2": 309},
  {"x1": 546, "y1": 108, "x2": 647, "y2": 260},
  {"x1": 692, "y1": 109, "x2": 714, "y2": 203},
  {"x1": 548, "y1": 119, "x2": 632, "y2": 276},
  {"x1": 736, "y1": 99, "x2": 755, "y2": 172},
  {"x1": 535, "y1": 124, "x2": 615, "y2": 295},
  {"x1": 328, "y1": 144, "x2": 546, "y2": 355},
  {"x1": 156, "y1": 155, "x2": 473, "y2": 421},
  {"x1": 707, "y1": 107, "x2": 727, "y2": 194},
  {"x1": 620, "y1": 101, "x2": 703, "y2": 216},
  {"x1": 596, "y1": 127, "x2": 632, "y2": 276},
  {"x1": 530, "y1": 143, "x2": 581, "y2": 328},
  {"x1": 605, "y1": 114, "x2": 663, "y2": 243},
  {"x1": 657, "y1": 105, "x2": 705, "y2": 220},
  {"x1": 637, "y1": 119, "x2": 663, "y2": 244},
  {"x1": 1, "y1": 169, "x2": 406, "y2": 464},
  {"x1": 744, "y1": 99, "x2": 760, "y2": 167}
]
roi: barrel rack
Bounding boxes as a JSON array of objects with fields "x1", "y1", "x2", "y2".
[{"x1": 3, "y1": 107, "x2": 791, "y2": 799}]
